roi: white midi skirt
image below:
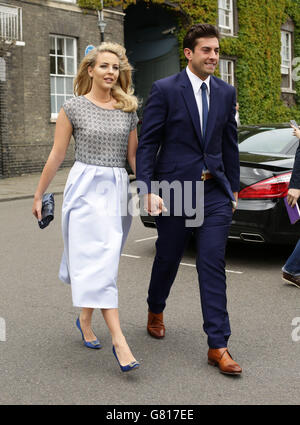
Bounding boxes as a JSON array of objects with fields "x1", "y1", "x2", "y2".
[{"x1": 58, "y1": 161, "x2": 132, "y2": 308}]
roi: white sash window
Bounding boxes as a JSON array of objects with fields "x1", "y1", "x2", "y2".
[
  {"x1": 50, "y1": 35, "x2": 77, "y2": 119},
  {"x1": 218, "y1": 0, "x2": 233, "y2": 36},
  {"x1": 0, "y1": 2, "x2": 23, "y2": 42},
  {"x1": 219, "y1": 59, "x2": 235, "y2": 86},
  {"x1": 281, "y1": 31, "x2": 292, "y2": 90}
]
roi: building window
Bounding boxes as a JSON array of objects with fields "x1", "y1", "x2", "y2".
[
  {"x1": 0, "y1": 3, "x2": 23, "y2": 42},
  {"x1": 281, "y1": 30, "x2": 292, "y2": 90},
  {"x1": 219, "y1": 59, "x2": 235, "y2": 86},
  {"x1": 218, "y1": 0, "x2": 233, "y2": 36},
  {"x1": 50, "y1": 35, "x2": 77, "y2": 119}
]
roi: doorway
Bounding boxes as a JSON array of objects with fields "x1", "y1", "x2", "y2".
[{"x1": 125, "y1": 2, "x2": 180, "y2": 114}]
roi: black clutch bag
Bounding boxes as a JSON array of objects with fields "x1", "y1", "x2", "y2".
[{"x1": 38, "y1": 193, "x2": 55, "y2": 229}]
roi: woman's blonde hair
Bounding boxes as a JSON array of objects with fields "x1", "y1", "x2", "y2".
[{"x1": 74, "y1": 42, "x2": 138, "y2": 112}]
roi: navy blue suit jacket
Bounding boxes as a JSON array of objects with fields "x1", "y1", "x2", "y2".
[
  {"x1": 136, "y1": 69, "x2": 240, "y2": 204},
  {"x1": 289, "y1": 141, "x2": 300, "y2": 189}
]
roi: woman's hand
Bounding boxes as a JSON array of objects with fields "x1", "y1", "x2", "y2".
[{"x1": 32, "y1": 195, "x2": 43, "y2": 221}]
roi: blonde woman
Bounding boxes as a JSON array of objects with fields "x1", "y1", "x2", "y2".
[{"x1": 32, "y1": 43, "x2": 140, "y2": 372}]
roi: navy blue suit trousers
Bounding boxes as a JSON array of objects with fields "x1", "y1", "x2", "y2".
[{"x1": 147, "y1": 180, "x2": 233, "y2": 348}]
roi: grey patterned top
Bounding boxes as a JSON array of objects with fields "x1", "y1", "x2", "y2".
[{"x1": 62, "y1": 96, "x2": 139, "y2": 168}]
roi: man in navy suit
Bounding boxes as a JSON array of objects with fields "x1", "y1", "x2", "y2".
[
  {"x1": 282, "y1": 124, "x2": 300, "y2": 287},
  {"x1": 136, "y1": 24, "x2": 242, "y2": 375}
]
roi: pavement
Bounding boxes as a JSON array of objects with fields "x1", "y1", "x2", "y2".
[
  {"x1": 0, "y1": 168, "x2": 137, "y2": 202},
  {"x1": 0, "y1": 167, "x2": 71, "y2": 202}
]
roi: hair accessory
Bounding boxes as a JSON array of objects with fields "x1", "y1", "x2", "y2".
[{"x1": 85, "y1": 45, "x2": 95, "y2": 56}]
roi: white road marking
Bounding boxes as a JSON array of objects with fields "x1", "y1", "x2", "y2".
[
  {"x1": 121, "y1": 254, "x2": 141, "y2": 259},
  {"x1": 180, "y1": 262, "x2": 243, "y2": 274},
  {"x1": 180, "y1": 262, "x2": 196, "y2": 267},
  {"x1": 122, "y1": 254, "x2": 243, "y2": 274},
  {"x1": 225, "y1": 269, "x2": 243, "y2": 274},
  {"x1": 135, "y1": 236, "x2": 158, "y2": 243}
]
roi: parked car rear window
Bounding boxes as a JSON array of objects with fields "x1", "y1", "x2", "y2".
[{"x1": 239, "y1": 128, "x2": 296, "y2": 154}]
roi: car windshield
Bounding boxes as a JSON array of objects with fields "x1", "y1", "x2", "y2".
[{"x1": 238, "y1": 128, "x2": 296, "y2": 154}]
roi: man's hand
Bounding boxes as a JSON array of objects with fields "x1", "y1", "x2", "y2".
[
  {"x1": 287, "y1": 188, "x2": 300, "y2": 208},
  {"x1": 232, "y1": 192, "x2": 238, "y2": 213},
  {"x1": 291, "y1": 124, "x2": 300, "y2": 139},
  {"x1": 143, "y1": 193, "x2": 167, "y2": 216}
]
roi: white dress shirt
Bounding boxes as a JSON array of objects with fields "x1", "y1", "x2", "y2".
[
  {"x1": 186, "y1": 66, "x2": 210, "y2": 137},
  {"x1": 186, "y1": 66, "x2": 210, "y2": 173}
]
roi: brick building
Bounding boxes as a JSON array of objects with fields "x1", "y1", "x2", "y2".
[
  {"x1": 0, "y1": 0, "x2": 124, "y2": 177},
  {"x1": 0, "y1": 0, "x2": 299, "y2": 177}
]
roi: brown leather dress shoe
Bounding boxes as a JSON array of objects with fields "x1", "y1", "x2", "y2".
[
  {"x1": 208, "y1": 348, "x2": 242, "y2": 375},
  {"x1": 147, "y1": 311, "x2": 165, "y2": 339},
  {"x1": 282, "y1": 271, "x2": 300, "y2": 288}
]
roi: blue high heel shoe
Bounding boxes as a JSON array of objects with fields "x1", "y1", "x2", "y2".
[
  {"x1": 112, "y1": 345, "x2": 140, "y2": 372},
  {"x1": 76, "y1": 317, "x2": 102, "y2": 349}
]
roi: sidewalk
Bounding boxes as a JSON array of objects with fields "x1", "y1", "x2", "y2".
[
  {"x1": 0, "y1": 167, "x2": 136, "y2": 202},
  {"x1": 0, "y1": 167, "x2": 71, "y2": 202}
]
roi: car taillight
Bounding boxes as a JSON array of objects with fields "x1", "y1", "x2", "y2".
[{"x1": 238, "y1": 172, "x2": 292, "y2": 199}]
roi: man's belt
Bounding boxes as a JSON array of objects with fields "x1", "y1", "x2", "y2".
[{"x1": 201, "y1": 172, "x2": 214, "y2": 181}]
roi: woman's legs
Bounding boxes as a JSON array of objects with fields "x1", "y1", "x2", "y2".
[
  {"x1": 78, "y1": 308, "x2": 137, "y2": 365},
  {"x1": 101, "y1": 308, "x2": 137, "y2": 366},
  {"x1": 79, "y1": 308, "x2": 98, "y2": 342}
]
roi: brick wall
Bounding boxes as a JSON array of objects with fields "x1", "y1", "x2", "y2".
[
  {"x1": 1, "y1": 0, "x2": 124, "y2": 176},
  {"x1": 0, "y1": 53, "x2": 9, "y2": 178}
]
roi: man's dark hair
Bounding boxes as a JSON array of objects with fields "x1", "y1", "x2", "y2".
[{"x1": 183, "y1": 24, "x2": 220, "y2": 51}]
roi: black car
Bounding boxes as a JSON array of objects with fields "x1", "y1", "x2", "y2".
[{"x1": 140, "y1": 124, "x2": 300, "y2": 244}]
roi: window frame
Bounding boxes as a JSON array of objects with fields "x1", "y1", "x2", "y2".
[
  {"x1": 280, "y1": 30, "x2": 293, "y2": 91},
  {"x1": 218, "y1": 0, "x2": 234, "y2": 36},
  {"x1": 219, "y1": 58, "x2": 235, "y2": 87},
  {"x1": 0, "y1": 2, "x2": 23, "y2": 42},
  {"x1": 49, "y1": 34, "x2": 77, "y2": 120}
]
